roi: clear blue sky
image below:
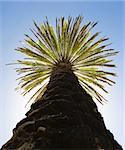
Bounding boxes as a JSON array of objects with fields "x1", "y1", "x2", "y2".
[{"x1": 0, "y1": 0, "x2": 124, "y2": 148}]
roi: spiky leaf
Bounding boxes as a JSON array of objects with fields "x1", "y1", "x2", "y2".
[{"x1": 15, "y1": 16, "x2": 118, "y2": 104}]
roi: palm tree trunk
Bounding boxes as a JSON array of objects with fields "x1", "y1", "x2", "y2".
[{"x1": 2, "y1": 68, "x2": 122, "y2": 149}]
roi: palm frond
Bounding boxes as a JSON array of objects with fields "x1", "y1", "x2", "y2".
[{"x1": 15, "y1": 16, "x2": 118, "y2": 104}]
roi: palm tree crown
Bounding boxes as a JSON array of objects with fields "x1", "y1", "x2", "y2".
[{"x1": 15, "y1": 16, "x2": 118, "y2": 104}]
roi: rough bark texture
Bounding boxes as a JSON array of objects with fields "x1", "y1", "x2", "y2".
[{"x1": 2, "y1": 68, "x2": 122, "y2": 149}]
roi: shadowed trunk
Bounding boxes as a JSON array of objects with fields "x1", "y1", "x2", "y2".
[{"x1": 1, "y1": 67, "x2": 122, "y2": 149}]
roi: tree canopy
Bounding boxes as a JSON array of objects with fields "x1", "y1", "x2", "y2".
[{"x1": 15, "y1": 16, "x2": 118, "y2": 104}]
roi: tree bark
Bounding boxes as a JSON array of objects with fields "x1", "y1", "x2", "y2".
[{"x1": 1, "y1": 68, "x2": 123, "y2": 149}]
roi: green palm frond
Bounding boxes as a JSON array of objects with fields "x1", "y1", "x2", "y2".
[{"x1": 15, "y1": 15, "x2": 118, "y2": 104}]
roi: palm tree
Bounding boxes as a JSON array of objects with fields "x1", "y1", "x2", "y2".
[{"x1": 2, "y1": 16, "x2": 122, "y2": 149}]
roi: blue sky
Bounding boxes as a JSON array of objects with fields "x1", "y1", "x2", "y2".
[{"x1": 0, "y1": 1, "x2": 124, "y2": 148}]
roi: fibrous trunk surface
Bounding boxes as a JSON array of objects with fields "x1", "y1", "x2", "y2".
[{"x1": 2, "y1": 68, "x2": 122, "y2": 149}]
